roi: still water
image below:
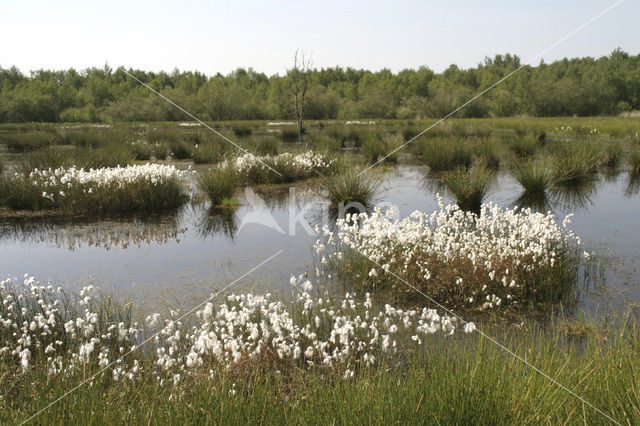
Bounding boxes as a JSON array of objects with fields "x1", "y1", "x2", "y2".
[{"x1": 2, "y1": 166, "x2": 639, "y2": 315}]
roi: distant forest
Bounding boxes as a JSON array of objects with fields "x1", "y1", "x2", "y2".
[{"x1": 1, "y1": 49, "x2": 639, "y2": 123}]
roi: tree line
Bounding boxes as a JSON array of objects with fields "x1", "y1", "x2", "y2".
[{"x1": 0, "y1": 49, "x2": 638, "y2": 123}]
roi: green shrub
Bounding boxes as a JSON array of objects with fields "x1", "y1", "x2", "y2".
[{"x1": 197, "y1": 166, "x2": 238, "y2": 206}]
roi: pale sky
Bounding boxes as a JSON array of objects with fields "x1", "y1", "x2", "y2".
[{"x1": 2, "y1": 0, "x2": 638, "y2": 76}]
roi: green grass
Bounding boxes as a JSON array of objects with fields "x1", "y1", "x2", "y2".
[
  {"x1": 197, "y1": 166, "x2": 239, "y2": 206},
  {"x1": 511, "y1": 158, "x2": 553, "y2": 196},
  {"x1": 2, "y1": 284, "x2": 638, "y2": 424},
  {"x1": 629, "y1": 145, "x2": 640, "y2": 175},
  {"x1": 412, "y1": 137, "x2": 474, "y2": 172},
  {"x1": 550, "y1": 143, "x2": 600, "y2": 187},
  {"x1": 508, "y1": 135, "x2": 539, "y2": 158},
  {"x1": 21, "y1": 145, "x2": 134, "y2": 171},
  {"x1": 323, "y1": 168, "x2": 381, "y2": 210},
  {"x1": 443, "y1": 161, "x2": 496, "y2": 212},
  {"x1": 231, "y1": 124, "x2": 252, "y2": 137},
  {"x1": 192, "y1": 142, "x2": 230, "y2": 164}
]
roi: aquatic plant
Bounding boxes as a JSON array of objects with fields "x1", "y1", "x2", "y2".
[
  {"x1": 231, "y1": 125, "x2": 252, "y2": 137},
  {"x1": 317, "y1": 196, "x2": 585, "y2": 311},
  {"x1": 629, "y1": 145, "x2": 640, "y2": 175},
  {"x1": 413, "y1": 137, "x2": 474, "y2": 172},
  {"x1": 323, "y1": 168, "x2": 381, "y2": 210},
  {"x1": 442, "y1": 161, "x2": 496, "y2": 212},
  {"x1": 550, "y1": 143, "x2": 600, "y2": 187},
  {"x1": 22, "y1": 145, "x2": 134, "y2": 172},
  {"x1": 192, "y1": 142, "x2": 229, "y2": 164},
  {"x1": 511, "y1": 158, "x2": 552, "y2": 196},
  {"x1": 0, "y1": 164, "x2": 188, "y2": 214},
  {"x1": 0, "y1": 274, "x2": 469, "y2": 400},
  {"x1": 508, "y1": 135, "x2": 538, "y2": 158},
  {"x1": 197, "y1": 166, "x2": 238, "y2": 206},
  {"x1": 225, "y1": 151, "x2": 335, "y2": 184}
]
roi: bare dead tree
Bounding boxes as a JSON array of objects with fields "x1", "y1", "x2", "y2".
[{"x1": 290, "y1": 49, "x2": 312, "y2": 143}]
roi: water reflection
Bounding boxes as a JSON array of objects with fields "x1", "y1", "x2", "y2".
[
  {"x1": 197, "y1": 208, "x2": 238, "y2": 239},
  {"x1": 549, "y1": 179, "x2": 600, "y2": 212},
  {"x1": 0, "y1": 215, "x2": 185, "y2": 250},
  {"x1": 514, "y1": 192, "x2": 552, "y2": 212},
  {"x1": 625, "y1": 173, "x2": 640, "y2": 198}
]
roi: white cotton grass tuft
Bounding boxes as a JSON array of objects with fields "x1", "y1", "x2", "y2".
[{"x1": 0, "y1": 274, "x2": 472, "y2": 385}]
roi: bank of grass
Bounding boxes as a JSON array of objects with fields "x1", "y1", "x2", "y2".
[
  {"x1": 21, "y1": 144, "x2": 134, "y2": 171},
  {"x1": 2, "y1": 295, "x2": 638, "y2": 424},
  {"x1": 0, "y1": 165, "x2": 188, "y2": 215}
]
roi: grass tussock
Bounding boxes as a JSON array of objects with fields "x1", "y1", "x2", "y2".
[
  {"x1": 413, "y1": 137, "x2": 474, "y2": 172},
  {"x1": 443, "y1": 161, "x2": 496, "y2": 212},
  {"x1": 629, "y1": 145, "x2": 640, "y2": 175},
  {"x1": 511, "y1": 158, "x2": 552, "y2": 196},
  {"x1": 197, "y1": 166, "x2": 239, "y2": 206},
  {"x1": 508, "y1": 135, "x2": 539, "y2": 158},
  {"x1": 323, "y1": 168, "x2": 381, "y2": 210},
  {"x1": 192, "y1": 142, "x2": 230, "y2": 164},
  {"x1": 550, "y1": 143, "x2": 600, "y2": 187}
]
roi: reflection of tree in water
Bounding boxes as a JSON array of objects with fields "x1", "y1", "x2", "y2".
[
  {"x1": 625, "y1": 173, "x2": 640, "y2": 198},
  {"x1": 197, "y1": 208, "x2": 238, "y2": 239},
  {"x1": 0, "y1": 215, "x2": 185, "y2": 250},
  {"x1": 549, "y1": 179, "x2": 600, "y2": 212}
]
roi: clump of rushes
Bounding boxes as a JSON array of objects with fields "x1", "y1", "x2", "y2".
[
  {"x1": 130, "y1": 141, "x2": 152, "y2": 161},
  {"x1": 512, "y1": 158, "x2": 552, "y2": 196},
  {"x1": 232, "y1": 125, "x2": 252, "y2": 137},
  {"x1": 443, "y1": 161, "x2": 496, "y2": 212},
  {"x1": 413, "y1": 137, "x2": 474, "y2": 172},
  {"x1": 197, "y1": 166, "x2": 238, "y2": 207},
  {"x1": 474, "y1": 138, "x2": 500, "y2": 171},
  {"x1": 323, "y1": 168, "x2": 381, "y2": 210},
  {"x1": 21, "y1": 145, "x2": 133, "y2": 172},
  {"x1": 597, "y1": 141, "x2": 622, "y2": 169},
  {"x1": 628, "y1": 145, "x2": 640, "y2": 175},
  {"x1": 508, "y1": 135, "x2": 538, "y2": 158},
  {"x1": 169, "y1": 140, "x2": 192, "y2": 160},
  {"x1": 550, "y1": 143, "x2": 600, "y2": 187},
  {"x1": 280, "y1": 128, "x2": 299, "y2": 142},
  {"x1": 192, "y1": 142, "x2": 229, "y2": 164}
]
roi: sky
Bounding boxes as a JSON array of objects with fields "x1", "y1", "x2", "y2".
[{"x1": 2, "y1": 0, "x2": 639, "y2": 76}]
